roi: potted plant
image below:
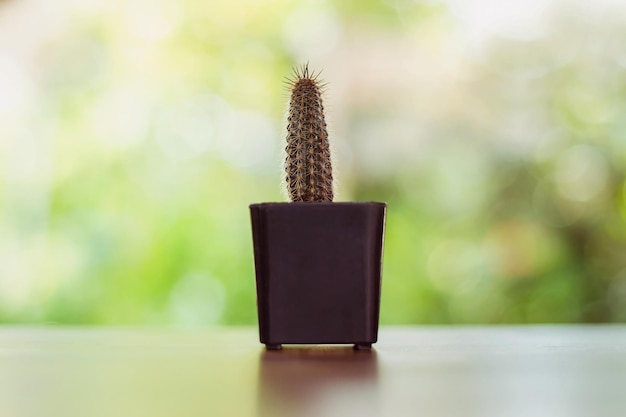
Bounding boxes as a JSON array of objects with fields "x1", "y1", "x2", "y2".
[{"x1": 250, "y1": 65, "x2": 386, "y2": 350}]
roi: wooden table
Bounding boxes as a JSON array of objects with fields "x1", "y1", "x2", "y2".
[{"x1": 1, "y1": 326, "x2": 626, "y2": 417}]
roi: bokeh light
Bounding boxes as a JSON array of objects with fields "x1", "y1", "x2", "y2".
[{"x1": 1, "y1": 0, "x2": 626, "y2": 324}]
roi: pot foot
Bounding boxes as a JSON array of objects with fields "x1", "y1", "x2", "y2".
[
  {"x1": 265, "y1": 344, "x2": 282, "y2": 351},
  {"x1": 354, "y1": 343, "x2": 372, "y2": 350}
]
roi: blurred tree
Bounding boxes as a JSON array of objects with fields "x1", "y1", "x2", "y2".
[{"x1": 0, "y1": 0, "x2": 625, "y2": 325}]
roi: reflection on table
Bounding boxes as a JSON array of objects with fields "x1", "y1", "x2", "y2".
[{"x1": 1, "y1": 327, "x2": 626, "y2": 417}]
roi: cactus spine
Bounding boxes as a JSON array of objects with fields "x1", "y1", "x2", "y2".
[{"x1": 285, "y1": 65, "x2": 334, "y2": 202}]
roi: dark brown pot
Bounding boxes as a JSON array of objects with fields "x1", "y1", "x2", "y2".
[{"x1": 249, "y1": 202, "x2": 386, "y2": 350}]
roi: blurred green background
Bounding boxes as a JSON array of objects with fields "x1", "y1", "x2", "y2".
[{"x1": 1, "y1": 0, "x2": 626, "y2": 325}]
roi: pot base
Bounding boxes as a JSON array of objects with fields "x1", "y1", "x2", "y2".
[
  {"x1": 264, "y1": 343, "x2": 372, "y2": 350},
  {"x1": 354, "y1": 343, "x2": 372, "y2": 350},
  {"x1": 265, "y1": 344, "x2": 282, "y2": 351}
]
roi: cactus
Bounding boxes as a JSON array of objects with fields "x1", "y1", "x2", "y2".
[{"x1": 285, "y1": 64, "x2": 334, "y2": 202}]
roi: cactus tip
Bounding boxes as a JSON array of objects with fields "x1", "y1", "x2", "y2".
[{"x1": 284, "y1": 65, "x2": 333, "y2": 202}]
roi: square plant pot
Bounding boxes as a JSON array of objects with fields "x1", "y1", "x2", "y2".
[{"x1": 250, "y1": 202, "x2": 386, "y2": 350}]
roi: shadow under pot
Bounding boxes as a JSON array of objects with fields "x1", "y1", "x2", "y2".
[{"x1": 249, "y1": 202, "x2": 386, "y2": 350}]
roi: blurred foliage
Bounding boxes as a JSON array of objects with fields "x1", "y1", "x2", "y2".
[{"x1": 1, "y1": 0, "x2": 626, "y2": 325}]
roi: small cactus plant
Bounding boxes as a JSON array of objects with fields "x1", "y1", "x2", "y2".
[
  {"x1": 250, "y1": 64, "x2": 386, "y2": 349},
  {"x1": 285, "y1": 64, "x2": 334, "y2": 202}
]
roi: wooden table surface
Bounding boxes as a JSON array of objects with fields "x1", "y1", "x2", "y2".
[{"x1": 1, "y1": 326, "x2": 626, "y2": 417}]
